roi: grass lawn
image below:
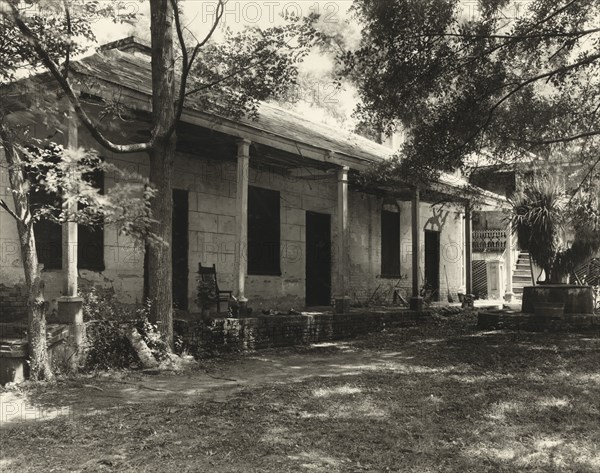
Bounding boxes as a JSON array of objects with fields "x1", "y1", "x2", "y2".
[{"x1": 1, "y1": 313, "x2": 600, "y2": 472}]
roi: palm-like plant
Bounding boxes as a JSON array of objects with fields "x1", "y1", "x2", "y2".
[{"x1": 509, "y1": 175, "x2": 600, "y2": 284}]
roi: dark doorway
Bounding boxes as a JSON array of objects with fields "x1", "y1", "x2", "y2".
[
  {"x1": 305, "y1": 211, "x2": 331, "y2": 307},
  {"x1": 424, "y1": 230, "x2": 441, "y2": 302},
  {"x1": 172, "y1": 189, "x2": 189, "y2": 310}
]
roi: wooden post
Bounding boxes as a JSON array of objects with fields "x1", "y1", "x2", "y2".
[
  {"x1": 410, "y1": 188, "x2": 423, "y2": 311},
  {"x1": 465, "y1": 202, "x2": 473, "y2": 296},
  {"x1": 334, "y1": 165, "x2": 351, "y2": 313},
  {"x1": 234, "y1": 138, "x2": 250, "y2": 314}
]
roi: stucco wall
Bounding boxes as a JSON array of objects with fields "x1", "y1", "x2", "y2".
[{"x1": 1, "y1": 123, "x2": 469, "y2": 319}]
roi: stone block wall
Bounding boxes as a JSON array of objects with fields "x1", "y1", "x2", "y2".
[{"x1": 1, "y1": 120, "x2": 470, "y2": 313}]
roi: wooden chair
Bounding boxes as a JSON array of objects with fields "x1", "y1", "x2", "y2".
[{"x1": 197, "y1": 263, "x2": 232, "y2": 313}]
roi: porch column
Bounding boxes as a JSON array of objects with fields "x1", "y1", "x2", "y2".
[
  {"x1": 334, "y1": 165, "x2": 351, "y2": 313},
  {"x1": 57, "y1": 105, "x2": 83, "y2": 358},
  {"x1": 410, "y1": 188, "x2": 423, "y2": 311},
  {"x1": 234, "y1": 138, "x2": 250, "y2": 314},
  {"x1": 465, "y1": 202, "x2": 473, "y2": 295},
  {"x1": 504, "y1": 224, "x2": 515, "y2": 302}
]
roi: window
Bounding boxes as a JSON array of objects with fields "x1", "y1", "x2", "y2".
[
  {"x1": 381, "y1": 208, "x2": 400, "y2": 278},
  {"x1": 78, "y1": 169, "x2": 105, "y2": 271},
  {"x1": 31, "y1": 188, "x2": 63, "y2": 270},
  {"x1": 248, "y1": 186, "x2": 280, "y2": 275},
  {"x1": 31, "y1": 166, "x2": 105, "y2": 271}
]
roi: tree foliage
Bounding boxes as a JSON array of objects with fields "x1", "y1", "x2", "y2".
[
  {"x1": 345, "y1": 0, "x2": 600, "y2": 183},
  {"x1": 509, "y1": 174, "x2": 600, "y2": 283}
]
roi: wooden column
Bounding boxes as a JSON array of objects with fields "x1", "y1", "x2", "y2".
[
  {"x1": 234, "y1": 138, "x2": 250, "y2": 312},
  {"x1": 465, "y1": 202, "x2": 473, "y2": 295},
  {"x1": 410, "y1": 188, "x2": 423, "y2": 311},
  {"x1": 334, "y1": 166, "x2": 350, "y2": 313}
]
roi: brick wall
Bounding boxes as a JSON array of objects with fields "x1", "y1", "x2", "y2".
[
  {"x1": 175, "y1": 310, "x2": 426, "y2": 356},
  {"x1": 0, "y1": 284, "x2": 27, "y2": 323}
]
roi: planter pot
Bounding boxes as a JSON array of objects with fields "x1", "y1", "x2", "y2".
[
  {"x1": 534, "y1": 302, "x2": 565, "y2": 318},
  {"x1": 522, "y1": 285, "x2": 594, "y2": 315}
]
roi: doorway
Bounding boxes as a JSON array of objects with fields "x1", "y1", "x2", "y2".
[
  {"x1": 424, "y1": 230, "x2": 441, "y2": 302},
  {"x1": 305, "y1": 211, "x2": 331, "y2": 307}
]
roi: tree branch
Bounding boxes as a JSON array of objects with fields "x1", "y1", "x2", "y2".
[
  {"x1": 511, "y1": 130, "x2": 600, "y2": 146},
  {"x1": 167, "y1": 0, "x2": 224, "y2": 138},
  {"x1": 2, "y1": 1, "x2": 153, "y2": 154},
  {"x1": 0, "y1": 198, "x2": 20, "y2": 222},
  {"x1": 416, "y1": 27, "x2": 600, "y2": 41}
]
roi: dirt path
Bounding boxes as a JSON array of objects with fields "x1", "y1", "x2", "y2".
[{"x1": 1, "y1": 340, "x2": 416, "y2": 428}]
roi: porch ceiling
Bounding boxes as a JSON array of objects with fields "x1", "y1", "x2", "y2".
[{"x1": 176, "y1": 120, "x2": 339, "y2": 175}]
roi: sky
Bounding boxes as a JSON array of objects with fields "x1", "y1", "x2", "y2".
[{"x1": 87, "y1": 1, "x2": 361, "y2": 130}]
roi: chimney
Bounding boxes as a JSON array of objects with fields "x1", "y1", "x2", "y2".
[{"x1": 97, "y1": 36, "x2": 151, "y2": 57}]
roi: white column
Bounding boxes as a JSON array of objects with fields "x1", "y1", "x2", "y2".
[
  {"x1": 62, "y1": 105, "x2": 78, "y2": 297},
  {"x1": 410, "y1": 188, "x2": 423, "y2": 311},
  {"x1": 334, "y1": 165, "x2": 350, "y2": 313},
  {"x1": 57, "y1": 104, "x2": 83, "y2": 364},
  {"x1": 504, "y1": 224, "x2": 515, "y2": 302},
  {"x1": 465, "y1": 202, "x2": 473, "y2": 295},
  {"x1": 234, "y1": 138, "x2": 250, "y2": 308}
]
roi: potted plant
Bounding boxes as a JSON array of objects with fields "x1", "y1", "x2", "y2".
[{"x1": 509, "y1": 174, "x2": 600, "y2": 317}]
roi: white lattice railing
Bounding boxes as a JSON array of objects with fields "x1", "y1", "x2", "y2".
[{"x1": 473, "y1": 229, "x2": 507, "y2": 252}]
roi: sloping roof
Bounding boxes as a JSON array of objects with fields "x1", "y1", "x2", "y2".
[
  {"x1": 47, "y1": 40, "x2": 504, "y2": 205},
  {"x1": 72, "y1": 48, "x2": 392, "y2": 164}
]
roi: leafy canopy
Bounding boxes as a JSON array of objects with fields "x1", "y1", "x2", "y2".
[{"x1": 345, "y1": 0, "x2": 600, "y2": 183}]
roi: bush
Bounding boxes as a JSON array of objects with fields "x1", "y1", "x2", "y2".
[{"x1": 80, "y1": 287, "x2": 177, "y2": 371}]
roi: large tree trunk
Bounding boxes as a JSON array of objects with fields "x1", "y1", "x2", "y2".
[
  {"x1": 1, "y1": 128, "x2": 53, "y2": 381},
  {"x1": 147, "y1": 0, "x2": 176, "y2": 346}
]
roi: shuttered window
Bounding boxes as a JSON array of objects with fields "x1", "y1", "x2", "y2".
[
  {"x1": 381, "y1": 209, "x2": 400, "y2": 278},
  {"x1": 248, "y1": 186, "x2": 280, "y2": 276},
  {"x1": 31, "y1": 169, "x2": 104, "y2": 271}
]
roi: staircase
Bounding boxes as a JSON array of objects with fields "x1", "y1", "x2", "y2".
[{"x1": 512, "y1": 252, "x2": 532, "y2": 296}]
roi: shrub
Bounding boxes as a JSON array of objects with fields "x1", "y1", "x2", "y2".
[{"x1": 80, "y1": 287, "x2": 177, "y2": 370}]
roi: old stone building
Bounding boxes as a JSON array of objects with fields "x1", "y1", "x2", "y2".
[{"x1": 0, "y1": 37, "x2": 507, "y2": 321}]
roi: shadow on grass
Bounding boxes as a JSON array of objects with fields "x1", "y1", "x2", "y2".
[{"x1": 1, "y1": 316, "x2": 599, "y2": 471}]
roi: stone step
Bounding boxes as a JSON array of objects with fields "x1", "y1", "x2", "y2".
[
  {"x1": 513, "y1": 275, "x2": 531, "y2": 282},
  {"x1": 514, "y1": 287, "x2": 524, "y2": 294}
]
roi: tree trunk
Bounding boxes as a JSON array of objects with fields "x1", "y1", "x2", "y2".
[
  {"x1": 147, "y1": 138, "x2": 175, "y2": 346},
  {"x1": 146, "y1": 0, "x2": 176, "y2": 346},
  {"x1": 1, "y1": 128, "x2": 53, "y2": 381}
]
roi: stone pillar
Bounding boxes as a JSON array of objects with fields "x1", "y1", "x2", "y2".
[
  {"x1": 57, "y1": 104, "x2": 83, "y2": 363},
  {"x1": 410, "y1": 188, "x2": 423, "y2": 311},
  {"x1": 486, "y1": 259, "x2": 504, "y2": 300},
  {"x1": 234, "y1": 138, "x2": 250, "y2": 315},
  {"x1": 334, "y1": 166, "x2": 351, "y2": 314},
  {"x1": 504, "y1": 225, "x2": 515, "y2": 302},
  {"x1": 465, "y1": 202, "x2": 473, "y2": 296}
]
